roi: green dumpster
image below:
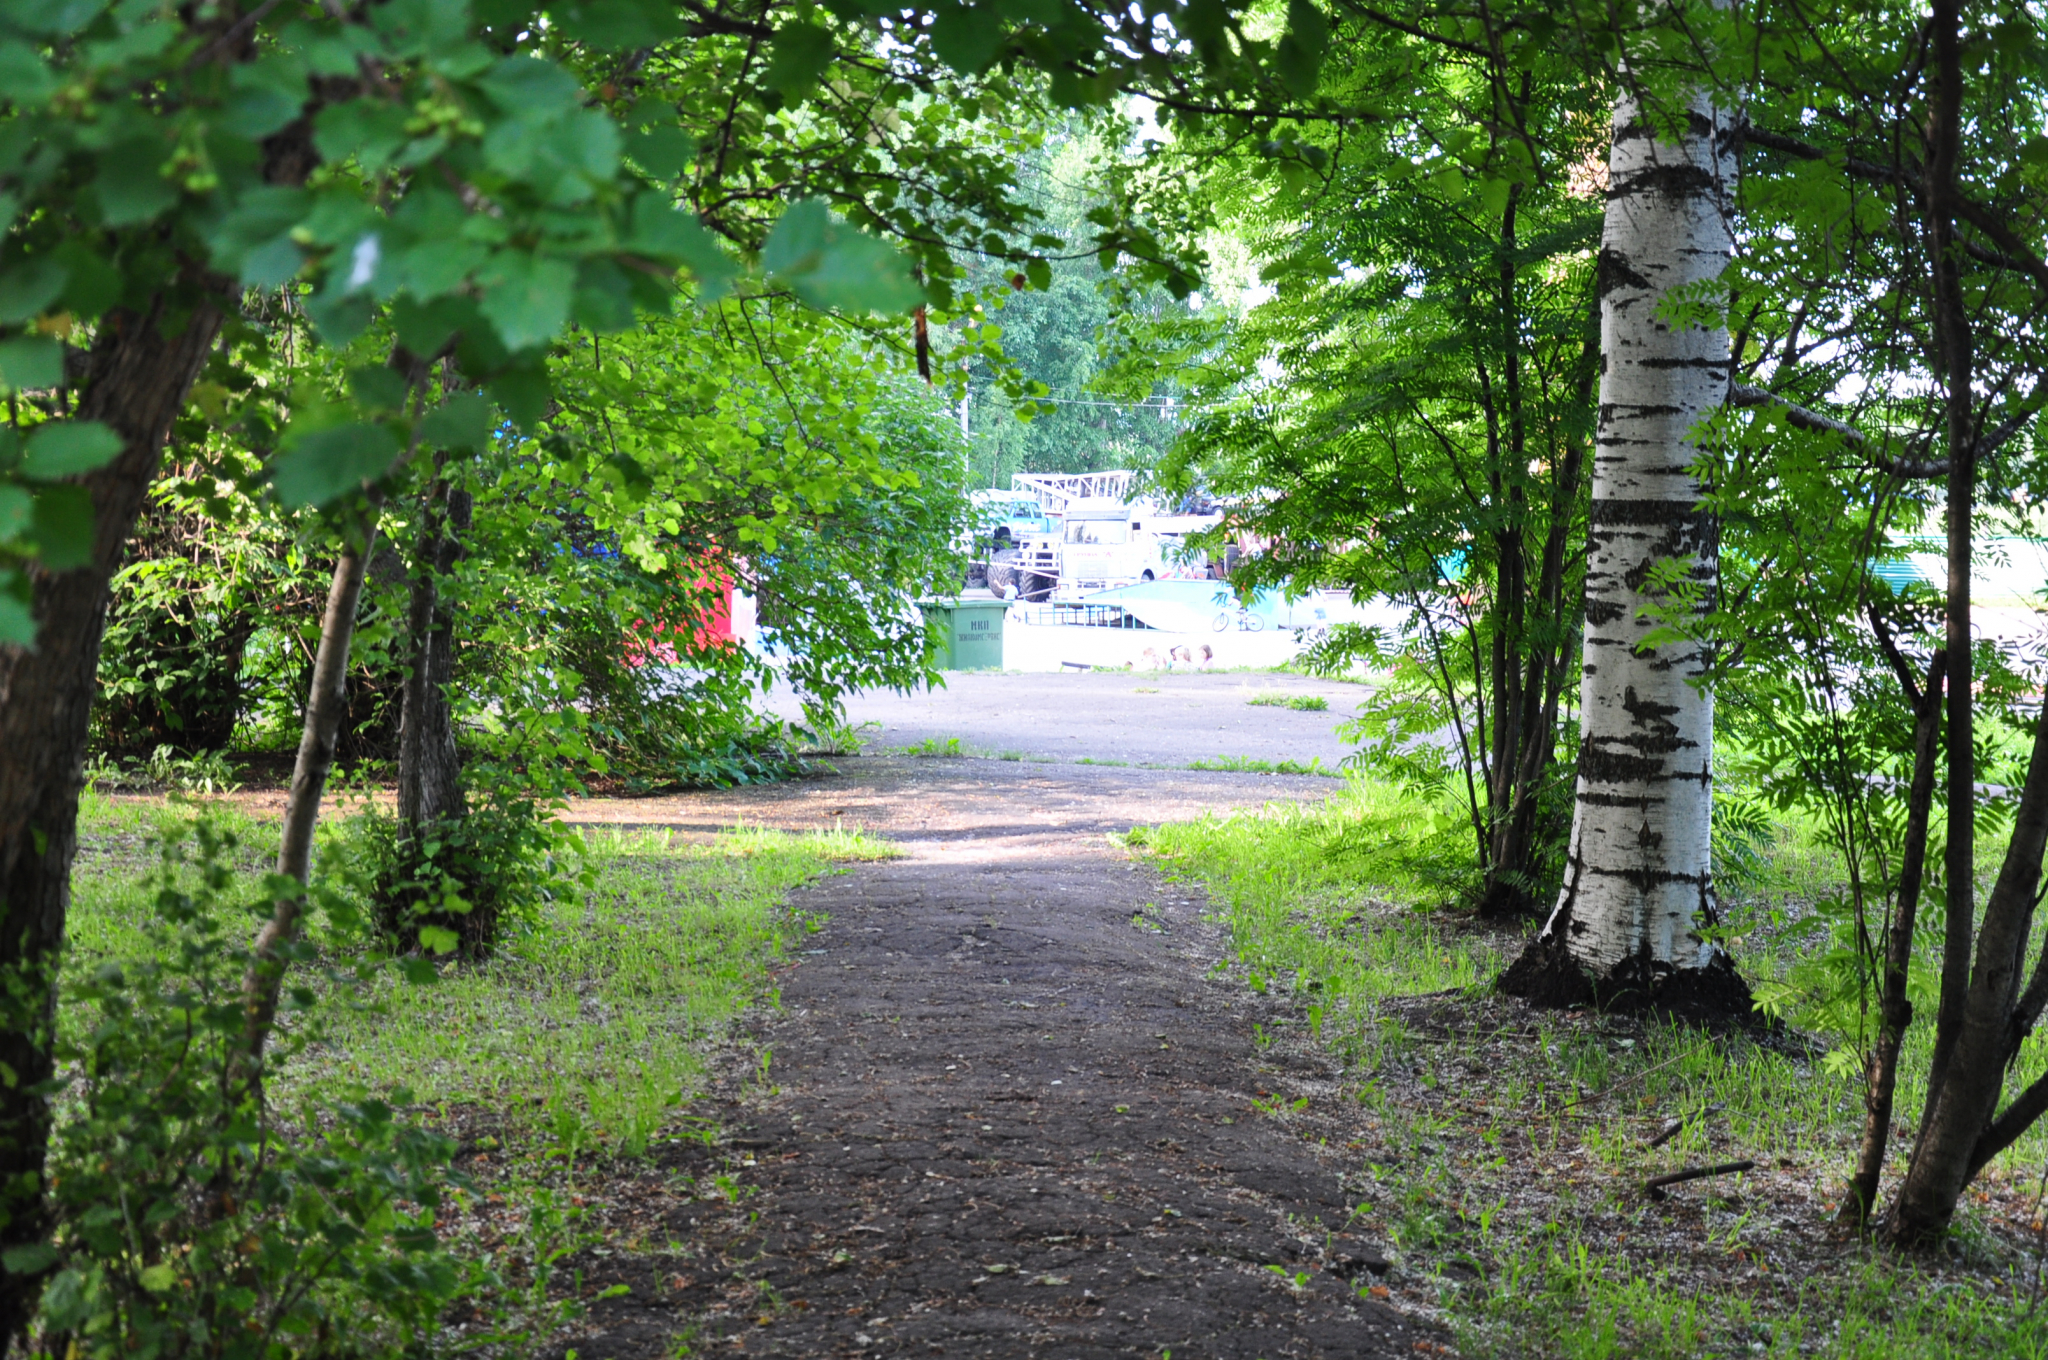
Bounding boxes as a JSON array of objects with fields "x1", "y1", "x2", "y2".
[{"x1": 918, "y1": 598, "x2": 1007, "y2": 671}]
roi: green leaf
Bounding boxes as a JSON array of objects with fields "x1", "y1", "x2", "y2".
[
  {"x1": 21, "y1": 422, "x2": 122, "y2": 479},
  {"x1": 0, "y1": 485, "x2": 29, "y2": 539},
  {"x1": 761, "y1": 200, "x2": 920, "y2": 314},
  {"x1": 486, "y1": 359, "x2": 551, "y2": 431},
  {"x1": 370, "y1": 0, "x2": 474, "y2": 57},
  {"x1": 1, "y1": 1243, "x2": 56, "y2": 1276},
  {"x1": 0, "y1": 260, "x2": 66, "y2": 325},
  {"x1": 0, "y1": 571, "x2": 28, "y2": 647},
  {"x1": 313, "y1": 100, "x2": 414, "y2": 174},
  {"x1": 49, "y1": 241, "x2": 118, "y2": 321},
  {"x1": 571, "y1": 257, "x2": 637, "y2": 333},
  {"x1": 417, "y1": 924, "x2": 460, "y2": 955},
  {"x1": 397, "y1": 956, "x2": 439, "y2": 984},
  {"x1": 137, "y1": 1263, "x2": 176, "y2": 1294},
  {"x1": 0, "y1": 336, "x2": 60, "y2": 392},
  {"x1": 271, "y1": 423, "x2": 402, "y2": 507},
  {"x1": 224, "y1": 78, "x2": 305, "y2": 139},
  {"x1": 347, "y1": 365, "x2": 411, "y2": 412},
  {"x1": 30, "y1": 485, "x2": 93, "y2": 569},
  {"x1": 1180, "y1": 0, "x2": 1227, "y2": 58},
  {"x1": 93, "y1": 139, "x2": 177, "y2": 228},
  {"x1": 626, "y1": 197, "x2": 735, "y2": 295},
  {"x1": 398, "y1": 238, "x2": 493, "y2": 300},
  {"x1": 764, "y1": 22, "x2": 835, "y2": 98},
  {"x1": 1275, "y1": 0, "x2": 1328, "y2": 98},
  {"x1": 0, "y1": 42, "x2": 54, "y2": 105},
  {"x1": 391, "y1": 294, "x2": 479, "y2": 358},
  {"x1": 929, "y1": 3, "x2": 1004, "y2": 76},
  {"x1": 478, "y1": 54, "x2": 582, "y2": 118},
  {"x1": 479, "y1": 252, "x2": 575, "y2": 353},
  {"x1": 421, "y1": 391, "x2": 495, "y2": 452},
  {"x1": 206, "y1": 186, "x2": 310, "y2": 287},
  {"x1": 628, "y1": 126, "x2": 697, "y2": 180},
  {"x1": 554, "y1": 0, "x2": 687, "y2": 48},
  {"x1": 302, "y1": 285, "x2": 375, "y2": 347}
]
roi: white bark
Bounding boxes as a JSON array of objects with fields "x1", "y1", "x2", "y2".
[{"x1": 1537, "y1": 88, "x2": 1734, "y2": 975}]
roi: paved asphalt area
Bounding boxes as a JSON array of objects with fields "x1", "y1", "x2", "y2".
[{"x1": 761, "y1": 670, "x2": 1365, "y2": 769}]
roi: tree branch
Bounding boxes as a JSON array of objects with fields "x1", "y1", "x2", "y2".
[
  {"x1": 1728, "y1": 383, "x2": 1866, "y2": 443},
  {"x1": 1953, "y1": 198, "x2": 2048, "y2": 298},
  {"x1": 1969, "y1": 1063, "x2": 2048, "y2": 1179},
  {"x1": 1741, "y1": 125, "x2": 1905, "y2": 187}
]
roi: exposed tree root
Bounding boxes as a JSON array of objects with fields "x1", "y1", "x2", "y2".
[{"x1": 1498, "y1": 935, "x2": 1794, "y2": 1046}]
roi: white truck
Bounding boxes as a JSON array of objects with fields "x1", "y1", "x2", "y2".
[{"x1": 988, "y1": 497, "x2": 1219, "y2": 600}]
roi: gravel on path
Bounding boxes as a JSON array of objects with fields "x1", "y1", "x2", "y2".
[{"x1": 551, "y1": 760, "x2": 1437, "y2": 1359}]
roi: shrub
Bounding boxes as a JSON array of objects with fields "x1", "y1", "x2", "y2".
[
  {"x1": 36, "y1": 819, "x2": 463, "y2": 1358},
  {"x1": 363, "y1": 789, "x2": 587, "y2": 959}
]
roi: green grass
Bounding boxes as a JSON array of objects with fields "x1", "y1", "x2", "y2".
[
  {"x1": 902, "y1": 735, "x2": 966, "y2": 758},
  {"x1": 1133, "y1": 779, "x2": 2048, "y2": 1360},
  {"x1": 1187, "y1": 754, "x2": 1341, "y2": 777},
  {"x1": 68, "y1": 793, "x2": 898, "y2": 1159},
  {"x1": 310, "y1": 825, "x2": 898, "y2": 1156},
  {"x1": 1247, "y1": 690, "x2": 1330, "y2": 711}
]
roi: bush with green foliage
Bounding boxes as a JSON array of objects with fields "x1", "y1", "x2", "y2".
[
  {"x1": 35, "y1": 820, "x2": 462, "y2": 1357},
  {"x1": 362, "y1": 786, "x2": 587, "y2": 960}
]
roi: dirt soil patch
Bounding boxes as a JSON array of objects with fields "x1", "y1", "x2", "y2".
[{"x1": 542, "y1": 760, "x2": 1440, "y2": 1358}]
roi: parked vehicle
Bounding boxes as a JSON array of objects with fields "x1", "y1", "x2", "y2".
[{"x1": 985, "y1": 497, "x2": 1221, "y2": 601}]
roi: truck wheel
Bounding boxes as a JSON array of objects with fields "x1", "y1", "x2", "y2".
[{"x1": 1022, "y1": 573, "x2": 1055, "y2": 602}]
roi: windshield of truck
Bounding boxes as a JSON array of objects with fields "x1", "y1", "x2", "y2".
[{"x1": 1065, "y1": 519, "x2": 1129, "y2": 545}]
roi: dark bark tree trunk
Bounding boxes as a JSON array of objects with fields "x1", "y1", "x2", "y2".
[
  {"x1": 0, "y1": 288, "x2": 229, "y2": 1336},
  {"x1": 234, "y1": 502, "x2": 386, "y2": 1093},
  {"x1": 1840, "y1": 644, "x2": 1943, "y2": 1228},
  {"x1": 397, "y1": 474, "x2": 470, "y2": 831},
  {"x1": 238, "y1": 352, "x2": 426, "y2": 1090},
  {"x1": 1470, "y1": 189, "x2": 1592, "y2": 922},
  {"x1": 1890, "y1": 667, "x2": 2048, "y2": 1241},
  {"x1": 1882, "y1": 0, "x2": 2031, "y2": 1245}
]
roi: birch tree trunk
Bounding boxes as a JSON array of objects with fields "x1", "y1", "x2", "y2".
[{"x1": 1503, "y1": 84, "x2": 1738, "y2": 1004}]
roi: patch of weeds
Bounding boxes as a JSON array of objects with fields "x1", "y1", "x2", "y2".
[
  {"x1": 1247, "y1": 692, "x2": 1330, "y2": 711},
  {"x1": 1140, "y1": 775, "x2": 2048, "y2": 1360},
  {"x1": 903, "y1": 736, "x2": 965, "y2": 758},
  {"x1": 84, "y1": 745, "x2": 244, "y2": 795},
  {"x1": 452, "y1": 1184, "x2": 612, "y2": 1351},
  {"x1": 794, "y1": 718, "x2": 881, "y2": 756},
  {"x1": 1077, "y1": 757, "x2": 1130, "y2": 767},
  {"x1": 1188, "y1": 754, "x2": 1339, "y2": 777}
]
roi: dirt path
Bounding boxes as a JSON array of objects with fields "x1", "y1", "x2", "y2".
[{"x1": 550, "y1": 760, "x2": 1437, "y2": 1359}]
